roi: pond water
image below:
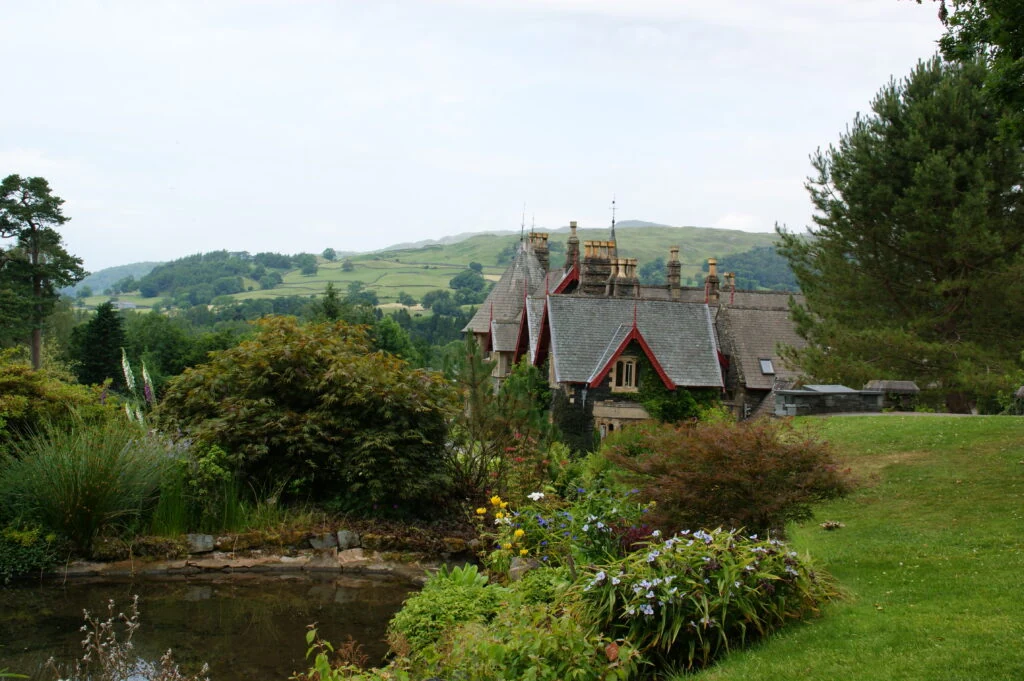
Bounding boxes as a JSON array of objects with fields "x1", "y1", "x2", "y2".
[{"x1": 0, "y1": 574, "x2": 417, "y2": 681}]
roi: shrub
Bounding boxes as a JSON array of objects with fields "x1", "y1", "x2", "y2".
[
  {"x1": 435, "y1": 602, "x2": 643, "y2": 681},
  {"x1": 574, "y1": 528, "x2": 835, "y2": 670},
  {"x1": 604, "y1": 420, "x2": 852, "y2": 535},
  {"x1": 0, "y1": 350, "x2": 116, "y2": 456},
  {"x1": 156, "y1": 317, "x2": 458, "y2": 514},
  {"x1": 0, "y1": 417, "x2": 169, "y2": 555},
  {"x1": 0, "y1": 524, "x2": 62, "y2": 584},
  {"x1": 386, "y1": 566, "x2": 508, "y2": 659}
]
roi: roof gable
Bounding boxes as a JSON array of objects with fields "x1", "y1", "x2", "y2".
[
  {"x1": 463, "y1": 243, "x2": 548, "y2": 334},
  {"x1": 546, "y1": 296, "x2": 722, "y2": 388}
]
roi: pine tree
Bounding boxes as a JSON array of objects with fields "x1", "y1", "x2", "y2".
[
  {"x1": 778, "y1": 57, "x2": 1024, "y2": 410},
  {"x1": 0, "y1": 175, "x2": 86, "y2": 368}
]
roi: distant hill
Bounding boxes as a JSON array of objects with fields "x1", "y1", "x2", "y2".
[
  {"x1": 74, "y1": 223, "x2": 791, "y2": 309},
  {"x1": 615, "y1": 219, "x2": 671, "y2": 229},
  {"x1": 65, "y1": 262, "x2": 162, "y2": 296}
]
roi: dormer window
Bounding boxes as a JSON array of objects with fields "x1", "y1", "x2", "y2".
[
  {"x1": 759, "y1": 358, "x2": 775, "y2": 375},
  {"x1": 612, "y1": 357, "x2": 638, "y2": 392}
]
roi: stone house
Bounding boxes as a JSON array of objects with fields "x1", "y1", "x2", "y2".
[{"x1": 463, "y1": 220, "x2": 807, "y2": 439}]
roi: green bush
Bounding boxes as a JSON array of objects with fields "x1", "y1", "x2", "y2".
[
  {"x1": 0, "y1": 417, "x2": 168, "y2": 555},
  {"x1": 0, "y1": 350, "x2": 116, "y2": 456},
  {"x1": 604, "y1": 420, "x2": 852, "y2": 535},
  {"x1": 0, "y1": 524, "x2": 62, "y2": 584},
  {"x1": 436, "y1": 602, "x2": 642, "y2": 681},
  {"x1": 574, "y1": 528, "x2": 835, "y2": 670},
  {"x1": 386, "y1": 567, "x2": 508, "y2": 658},
  {"x1": 156, "y1": 317, "x2": 458, "y2": 515}
]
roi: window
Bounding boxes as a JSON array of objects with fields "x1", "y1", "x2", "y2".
[
  {"x1": 759, "y1": 358, "x2": 775, "y2": 375},
  {"x1": 612, "y1": 357, "x2": 638, "y2": 392}
]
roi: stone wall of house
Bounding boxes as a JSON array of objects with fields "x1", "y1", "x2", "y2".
[{"x1": 551, "y1": 361, "x2": 655, "y2": 448}]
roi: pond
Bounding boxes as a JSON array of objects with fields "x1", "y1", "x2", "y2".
[{"x1": 0, "y1": 574, "x2": 417, "y2": 681}]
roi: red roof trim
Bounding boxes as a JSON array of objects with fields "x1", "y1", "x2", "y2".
[
  {"x1": 533, "y1": 300, "x2": 551, "y2": 366},
  {"x1": 483, "y1": 303, "x2": 494, "y2": 353},
  {"x1": 552, "y1": 264, "x2": 579, "y2": 295},
  {"x1": 588, "y1": 327, "x2": 675, "y2": 390},
  {"x1": 513, "y1": 304, "x2": 530, "y2": 364}
]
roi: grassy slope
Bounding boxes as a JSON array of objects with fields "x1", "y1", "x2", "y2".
[
  {"x1": 75, "y1": 226, "x2": 780, "y2": 308},
  {"x1": 687, "y1": 416, "x2": 1024, "y2": 681}
]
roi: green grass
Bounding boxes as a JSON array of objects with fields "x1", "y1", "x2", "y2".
[{"x1": 684, "y1": 415, "x2": 1024, "y2": 681}]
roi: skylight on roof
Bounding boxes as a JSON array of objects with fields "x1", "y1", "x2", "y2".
[{"x1": 759, "y1": 358, "x2": 775, "y2": 375}]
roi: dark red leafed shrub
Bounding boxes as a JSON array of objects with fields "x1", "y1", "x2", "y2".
[{"x1": 604, "y1": 420, "x2": 852, "y2": 535}]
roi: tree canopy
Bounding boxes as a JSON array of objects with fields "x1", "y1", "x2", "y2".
[
  {"x1": 0, "y1": 175, "x2": 85, "y2": 368},
  {"x1": 778, "y1": 57, "x2": 1024, "y2": 410},
  {"x1": 921, "y1": 0, "x2": 1024, "y2": 135}
]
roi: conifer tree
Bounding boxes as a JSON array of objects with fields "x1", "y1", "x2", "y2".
[
  {"x1": 71, "y1": 302, "x2": 127, "y2": 389},
  {"x1": 778, "y1": 57, "x2": 1024, "y2": 410},
  {"x1": 0, "y1": 175, "x2": 86, "y2": 368}
]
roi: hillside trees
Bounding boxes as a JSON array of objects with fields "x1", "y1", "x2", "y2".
[
  {"x1": 778, "y1": 57, "x2": 1024, "y2": 409},
  {"x1": 0, "y1": 175, "x2": 86, "y2": 368},
  {"x1": 156, "y1": 317, "x2": 458, "y2": 513}
]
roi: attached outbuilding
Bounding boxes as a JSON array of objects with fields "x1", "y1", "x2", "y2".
[{"x1": 864, "y1": 380, "x2": 921, "y2": 411}]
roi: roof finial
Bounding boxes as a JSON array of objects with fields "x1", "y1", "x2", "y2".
[
  {"x1": 610, "y1": 195, "x2": 617, "y2": 243},
  {"x1": 520, "y1": 203, "x2": 526, "y2": 242}
]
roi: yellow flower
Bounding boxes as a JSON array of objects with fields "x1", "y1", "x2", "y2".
[
  {"x1": 500, "y1": 501, "x2": 508, "y2": 509},
  {"x1": 519, "y1": 548, "x2": 528, "y2": 556},
  {"x1": 514, "y1": 529, "x2": 525, "y2": 538},
  {"x1": 495, "y1": 512, "x2": 504, "y2": 520},
  {"x1": 503, "y1": 543, "x2": 513, "y2": 550},
  {"x1": 490, "y1": 495, "x2": 502, "y2": 507},
  {"x1": 475, "y1": 507, "x2": 487, "y2": 515}
]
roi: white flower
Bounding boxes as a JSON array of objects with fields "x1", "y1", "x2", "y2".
[{"x1": 528, "y1": 492, "x2": 545, "y2": 501}]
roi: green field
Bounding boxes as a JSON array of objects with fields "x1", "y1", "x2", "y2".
[
  {"x1": 75, "y1": 225, "x2": 781, "y2": 309},
  {"x1": 686, "y1": 415, "x2": 1024, "y2": 681}
]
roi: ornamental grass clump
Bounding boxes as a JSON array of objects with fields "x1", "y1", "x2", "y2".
[
  {"x1": 574, "y1": 527, "x2": 835, "y2": 670},
  {"x1": 0, "y1": 416, "x2": 168, "y2": 555}
]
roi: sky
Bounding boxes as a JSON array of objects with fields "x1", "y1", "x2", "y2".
[{"x1": 2, "y1": 0, "x2": 946, "y2": 272}]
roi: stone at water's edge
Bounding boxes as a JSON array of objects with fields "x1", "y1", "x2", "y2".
[
  {"x1": 186, "y1": 534, "x2": 215, "y2": 554},
  {"x1": 337, "y1": 529, "x2": 361, "y2": 550},
  {"x1": 309, "y1": 533, "x2": 339, "y2": 550}
]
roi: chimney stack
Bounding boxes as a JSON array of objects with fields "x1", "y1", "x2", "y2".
[
  {"x1": 705, "y1": 258, "x2": 720, "y2": 304},
  {"x1": 565, "y1": 221, "x2": 579, "y2": 272},
  {"x1": 667, "y1": 246, "x2": 681, "y2": 300},
  {"x1": 529, "y1": 232, "x2": 550, "y2": 272},
  {"x1": 725, "y1": 272, "x2": 736, "y2": 305}
]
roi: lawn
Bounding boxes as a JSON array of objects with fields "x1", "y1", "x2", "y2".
[{"x1": 685, "y1": 415, "x2": 1024, "y2": 681}]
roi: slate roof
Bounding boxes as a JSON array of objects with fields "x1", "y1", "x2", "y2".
[
  {"x1": 546, "y1": 295, "x2": 723, "y2": 387},
  {"x1": 525, "y1": 296, "x2": 546, "y2": 361},
  {"x1": 490, "y1": 320, "x2": 521, "y2": 353},
  {"x1": 716, "y1": 306, "x2": 805, "y2": 391},
  {"x1": 865, "y1": 380, "x2": 920, "y2": 394},
  {"x1": 463, "y1": 243, "x2": 548, "y2": 334}
]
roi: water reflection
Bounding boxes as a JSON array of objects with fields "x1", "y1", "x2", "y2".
[{"x1": 0, "y1": 574, "x2": 416, "y2": 681}]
